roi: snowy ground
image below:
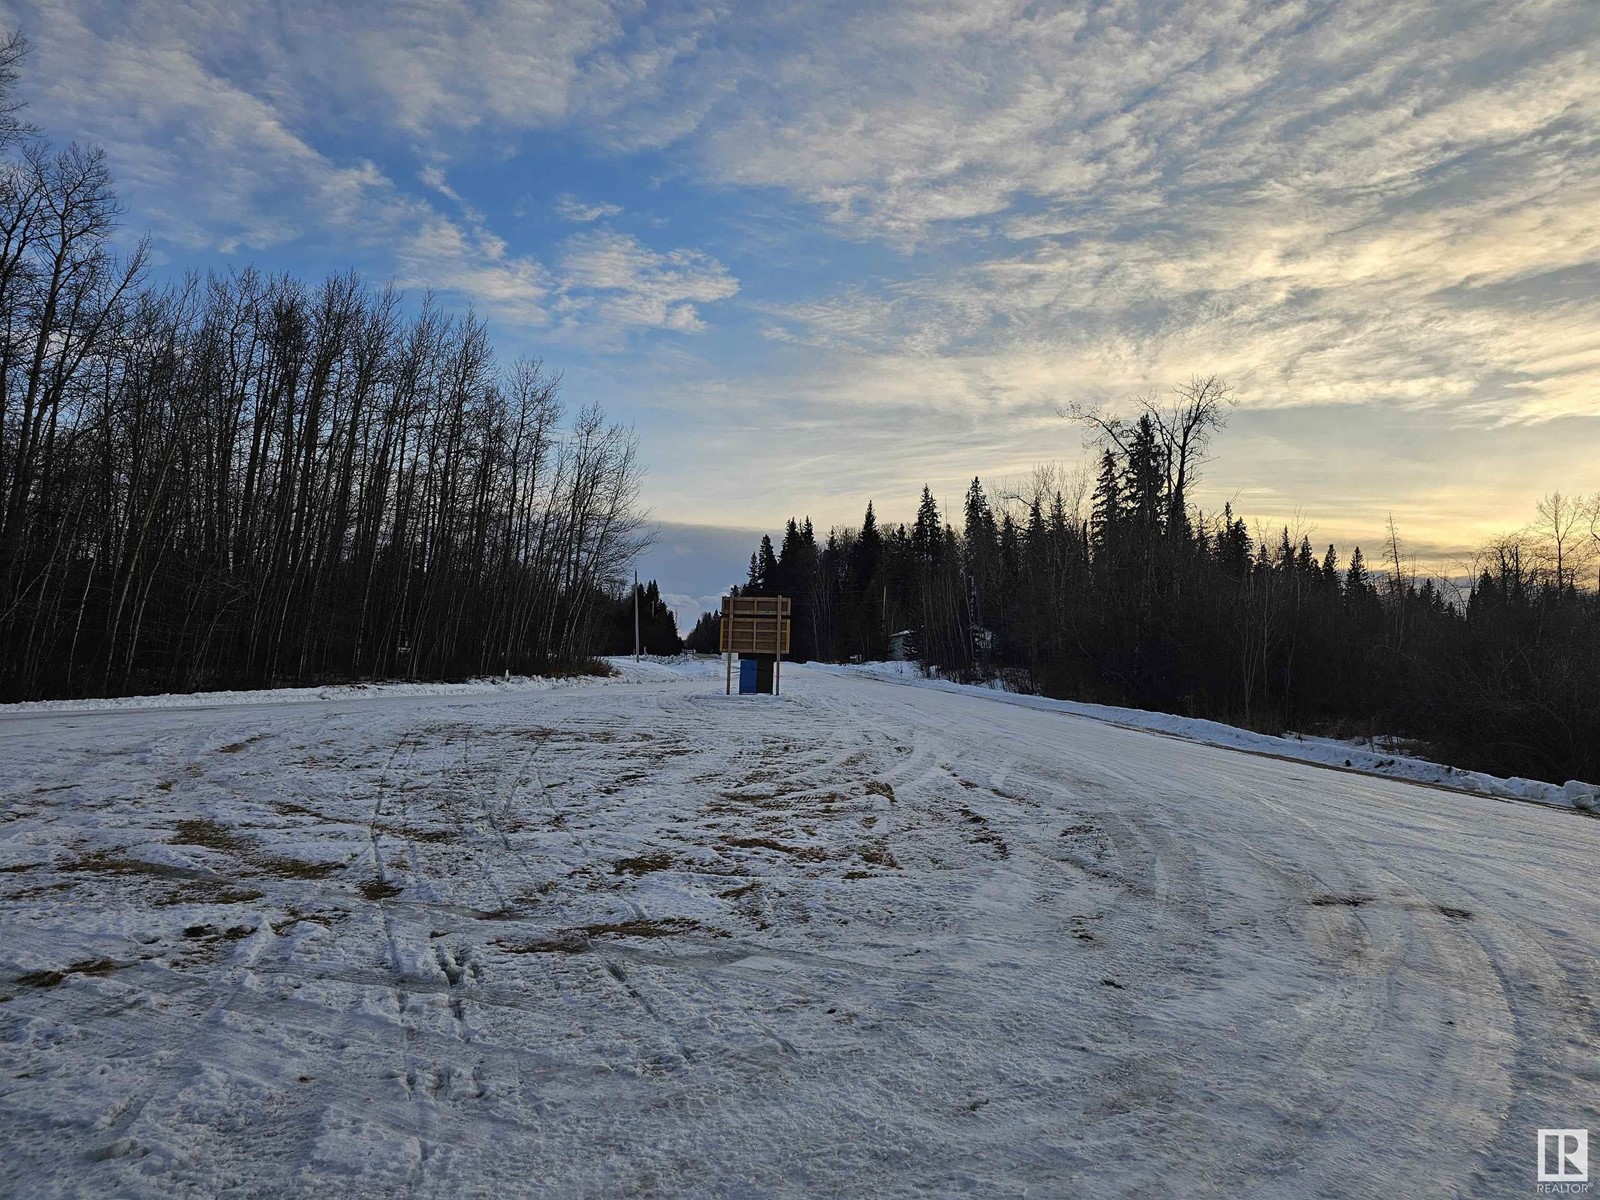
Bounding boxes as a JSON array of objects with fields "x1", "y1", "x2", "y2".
[
  {"x1": 810, "y1": 660, "x2": 1600, "y2": 811},
  {"x1": 2, "y1": 659, "x2": 1596, "y2": 1197}
]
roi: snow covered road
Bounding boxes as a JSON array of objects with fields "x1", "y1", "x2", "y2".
[{"x1": 2, "y1": 662, "x2": 1596, "y2": 1197}]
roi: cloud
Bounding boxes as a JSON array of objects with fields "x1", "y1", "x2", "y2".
[
  {"x1": 5, "y1": 0, "x2": 1598, "y2": 552},
  {"x1": 4, "y1": 0, "x2": 562, "y2": 324},
  {"x1": 598, "y1": 0, "x2": 1600, "y2": 426},
  {"x1": 418, "y1": 165, "x2": 462, "y2": 204},
  {"x1": 741, "y1": 29, "x2": 1600, "y2": 421},
  {"x1": 557, "y1": 229, "x2": 738, "y2": 334},
  {"x1": 553, "y1": 193, "x2": 623, "y2": 222}
]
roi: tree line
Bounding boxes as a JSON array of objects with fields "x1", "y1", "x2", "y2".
[
  {"x1": 722, "y1": 378, "x2": 1600, "y2": 786},
  {"x1": 0, "y1": 35, "x2": 647, "y2": 700},
  {"x1": 600, "y1": 578, "x2": 684, "y2": 657}
]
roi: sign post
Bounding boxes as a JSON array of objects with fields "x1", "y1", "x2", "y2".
[{"x1": 720, "y1": 595, "x2": 791, "y2": 695}]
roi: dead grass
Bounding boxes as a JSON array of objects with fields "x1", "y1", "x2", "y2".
[
  {"x1": 583, "y1": 917, "x2": 708, "y2": 939},
  {"x1": 725, "y1": 835, "x2": 800, "y2": 855},
  {"x1": 168, "y1": 818, "x2": 344, "y2": 880},
  {"x1": 16, "y1": 959, "x2": 123, "y2": 989},
  {"x1": 68, "y1": 852, "x2": 213, "y2": 882},
  {"x1": 155, "y1": 881, "x2": 264, "y2": 907},
  {"x1": 958, "y1": 807, "x2": 1010, "y2": 858},
  {"x1": 857, "y1": 844, "x2": 899, "y2": 869},
  {"x1": 612, "y1": 851, "x2": 674, "y2": 875},
  {"x1": 500, "y1": 932, "x2": 588, "y2": 954},
  {"x1": 182, "y1": 923, "x2": 254, "y2": 941},
  {"x1": 373, "y1": 822, "x2": 453, "y2": 843},
  {"x1": 499, "y1": 916, "x2": 712, "y2": 953},
  {"x1": 172, "y1": 818, "x2": 249, "y2": 854}
]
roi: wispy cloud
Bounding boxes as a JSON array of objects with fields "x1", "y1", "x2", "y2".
[
  {"x1": 557, "y1": 229, "x2": 737, "y2": 334},
  {"x1": 4, "y1": 0, "x2": 562, "y2": 324},
  {"x1": 553, "y1": 193, "x2": 623, "y2": 222},
  {"x1": 4, "y1": 0, "x2": 1597, "y2": 551}
]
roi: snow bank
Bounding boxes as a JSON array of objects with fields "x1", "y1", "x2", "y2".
[
  {"x1": 0, "y1": 655, "x2": 729, "y2": 717},
  {"x1": 1, "y1": 671, "x2": 625, "y2": 717},
  {"x1": 602, "y1": 654, "x2": 726, "y2": 681},
  {"x1": 806, "y1": 660, "x2": 1599, "y2": 813}
]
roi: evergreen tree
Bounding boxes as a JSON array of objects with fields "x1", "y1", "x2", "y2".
[
  {"x1": 1090, "y1": 450, "x2": 1123, "y2": 554},
  {"x1": 1276, "y1": 527, "x2": 1295, "y2": 571},
  {"x1": 962, "y1": 478, "x2": 998, "y2": 629},
  {"x1": 850, "y1": 502, "x2": 884, "y2": 657},
  {"x1": 1124, "y1": 415, "x2": 1165, "y2": 538},
  {"x1": 606, "y1": 580, "x2": 682, "y2": 655},
  {"x1": 776, "y1": 519, "x2": 804, "y2": 596},
  {"x1": 748, "y1": 535, "x2": 778, "y2": 596},
  {"x1": 1216, "y1": 503, "x2": 1252, "y2": 579},
  {"x1": 963, "y1": 478, "x2": 997, "y2": 552},
  {"x1": 1345, "y1": 546, "x2": 1370, "y2": 594},
  {"x1": 912, "y1": 486, "x2": 944, "y2": 564},
  {"x1": 684, "y1": 611, "x2": 721, "y2": 653},
  {"x1": 1296, "y1": 536, "x2": 1317, "y2": 576}
]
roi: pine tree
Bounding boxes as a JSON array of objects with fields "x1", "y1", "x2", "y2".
[
  {"x1": 1216, "y1": 503, "x2": 1252, "y2": 578},
  {"x1": 851, "y1": 502, "x2": 884, "y2": 657},
  {"x1": 1090, "y1": 449, "x2": 1122, "y2": 554},
  {"x1": 1025, "y1": 498, "x2": 1047, "y2": 566},
  {"x1": 996, "y1": 509, "x2": 1017, "y2": 563},
  {"x1": 1297, "y1": 536, "x2": 1317, "y2": 575},
  {"x1": 684, "y1": 611, "x2": 721, "y2": 653},
  {"x1": 1345, "y1": 546, "x2": 1369, "y2": 594},
  {"x1": 1124, "y1": 414, "x2": 1165, "y2": 538},
  {"x1": 963, "y1": 477, "x2": 996, "y2": 552},
  {"x1": 777, "y1": 518, "x2": 804, "y2": 595},
  {"x1": 912, "y1": 486, "x2": 944, "y2": 564},
  {"x1": 757, "y1": 535, "x2": 779, "y2": 595}
]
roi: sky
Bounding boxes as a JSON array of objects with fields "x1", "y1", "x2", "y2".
[{"x1": 4, "y1": 0, "x2": 1598, "y2": 608}]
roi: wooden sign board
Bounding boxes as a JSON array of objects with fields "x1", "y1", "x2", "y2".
[
  {"x1": 720, "y1": 595, "x2": 791, "y2": 655},
  {"x1": 721, "y1": 594, "x2": 790, "y2": 694}
]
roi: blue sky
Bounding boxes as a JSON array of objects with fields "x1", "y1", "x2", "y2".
[{"x1": 5, "y1": 0, "x2": 1599, "y2": 609}]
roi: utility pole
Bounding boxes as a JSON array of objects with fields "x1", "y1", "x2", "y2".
[{"x1": 633, "y1": 569, "x2": 641, "y2": 661}]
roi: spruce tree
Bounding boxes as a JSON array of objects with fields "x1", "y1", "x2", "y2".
[
  {"x1": 963, "y1": 478, "x2": 996, "y2": 551},
  {"x1": 1345, "y1": 546, "x2": 1369, "y2": 594},
  {"x1": 757, "y1": 535, "x2": 779, "y2": 595},
  {"x1": 913, "y1": 486, "x2": 944, "y2": 564},
  {"x1": 1297, "y1": 536, "x2": 1317, "y2": 575},
  {"x1": 1124, "y1": 414, "x2": 1164, "y2": 538},
  {"x1": 1090, "y1": 449, "x2": 1122, "y2": 555}
]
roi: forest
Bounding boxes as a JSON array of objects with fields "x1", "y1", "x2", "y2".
[
  {"x1": 0, "y1": 34, "x2": 647, "y2": 701},
  {"x1": 711, "y1": 378, "x2": 1600, "y2": 787}
]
